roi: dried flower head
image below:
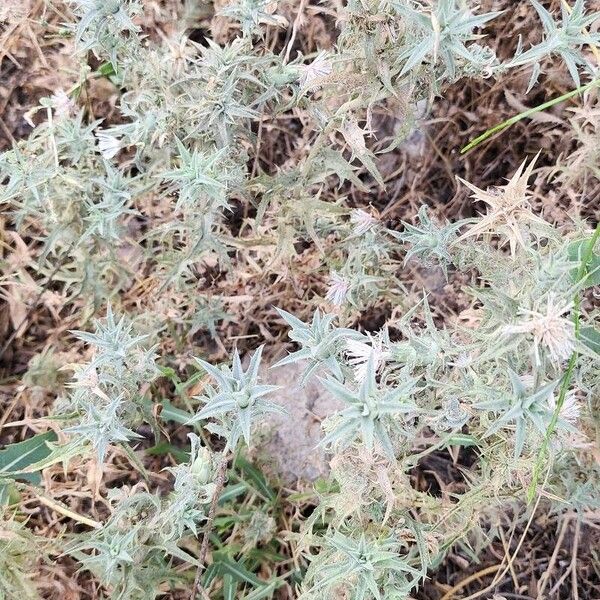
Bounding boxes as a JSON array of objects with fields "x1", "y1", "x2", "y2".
[
  {"x1": 456, "y1": 156, "x2": 550, "y2": 255},
  {"x1": 504, "y1": 295, "x2": 575, "y2": 365}
]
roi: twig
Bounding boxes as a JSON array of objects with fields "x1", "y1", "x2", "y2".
[
  {"x1": 570, "y1": 516, "x2": 581, "y2": 600},
  {"x1": 29, "y1": 490, "x2": 102, "y2": 529},
  {"x1": 499, "y1": 526, "x2": 519, "y2": 591},
  {"x1": 439, "y1": 564, "x2": 503, "y2": 600},
  {"x1": 283, "y1": 0, "x2": 307, "y2": 64},
  {"x1": 537, "y1": 512, "x2": 572, "y2": 597},
  {"x1": 0, "y1": 396, "x2": 20, "y2": 429},
  {"x1": 547, "y1": 517, "x2": 580, "y2": 597},
  {"x1": 190, "y1": 451, "x2": 230, "y2": 600}
]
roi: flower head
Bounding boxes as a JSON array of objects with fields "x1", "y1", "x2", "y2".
[
  {"x1": 504, "y1": 295, "x2": 575, "y2": 365},
  {"x1": 456, "y1": 156, "x2": 549, "y2": 256},
  {"x1": 50, "y1": 90, "x2": 76, "y2": 119},
  {"x1": 345, "y1": 333, "x2": 389, "y2": 383},
  {"x1": 326, "y1": 271, "x2": 350, "y2": 306},
  {"x1": 549, "y1": 390, "x2": 581, "y2": 425},
  {"x1": 96, "y1": 130, "x2": 122, "y2": 159},
  {"x1": 349, "y1": 208, "x2": 377, "y2": 237}
]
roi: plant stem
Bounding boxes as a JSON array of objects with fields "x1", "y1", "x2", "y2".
[
  {"x1": 527, "y1": 223, "x2": 600, "y2": 503},
  {"x1": 191, "y1": 451, "x2": 230, "y2": 600},
  {"x1": 461, "y1": 79, "x2": 600, "y2": 154}
]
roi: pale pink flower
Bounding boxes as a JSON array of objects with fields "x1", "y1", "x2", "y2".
[
  {"x1": 350, "y1": 209, "x2": 377, "y2": 236},
  {"x1": 549, "y1": 390, "x2": 580, "y2": 425},
  {"x1": 504, "y1": 296, "x2": 575, "y2": 365},
  {"x1": 345, "y1": 335, "x2": 389, "y2": 382},
  {"x1": 50, "y1": 90, "x2": 76, "y2": 119},
  {"x1": 325, "y1": 271, "x2": 349, "y2": 306}
]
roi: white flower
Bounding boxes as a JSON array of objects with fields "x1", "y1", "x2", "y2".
[
  {"x1": 350, "y1": 209, "x2": 377, "y2": 236},
  {"x1": 299, "y1": 51, "x2": 332, "y2": 88},
  {"x1": 504, "y1": 296, "x2": 575, "y2": 365},
  {"x1": 96, "y1": 130, "x2": 122, "y2": 159},
  {"x1": 548, "y1": 391, "x2": 585, "y2": 449},
  {"x1": 50, "y1": 90, "x2": 76, "y2": 119},
  {"x1": 345, "y1": 335, "x2": 389, "y2": 382},
  {"x1": 450, "y1": 352, "x2": 472, "y2": 369},
  {"x1": 549, "y1": 390, "x2": 580, "y2": 425},
  {"x1": 325, "y1": 272, "x2": 349, "y2": 306}
]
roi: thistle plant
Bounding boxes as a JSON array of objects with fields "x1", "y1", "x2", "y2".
[
  {"x1": 219, "y1": 0, "x2": 287, "y2": 37},
  {"x1": 319, "y1": 355, "x2": 418, "y2": 459},
  {"x1": 388, "y1": 205, "x2": 463, "y2": 276},
  {"x1": 161, "y1": 139, "x2": 234, "y2": 213},
  {"x1": 508, "y1": 0, "x2": 600, "y2": 89},
  {"x1": 475, "y1": 369, "x2": 577, "y2": 457},
  {"x1": 279, "y1": 160, "x2": 599, "y2": 599},
  {"x1": 68, "y1": 434, "x2": 216, "y2": 599},
  {"x1": 300, "y1": 532, "x2": 421, "y2": 600},
  {"x1": 57, "y1": 306, "x2": 158, "y2": 461},
  {"x1": 188, "y1": 346, "x2": 282, "y2": 449},
  {"x1": 69, "y1": 0, "x2": 142, "y2": 66},
  {"x1": 2, "y1": 0, "x2": 600, "y2": 599},
  {"x1": 325, "y1": 211, "x2": 403, "y2": 309},
  {"x1": 2, "y1": 0, "x2": 596, "y2": 315},
  {"x1": 273, "y1": 309, "x2": 362, "y2": 383},
  {"x1": 394, "y1": 0, "x2": 501, "y2": 81}
]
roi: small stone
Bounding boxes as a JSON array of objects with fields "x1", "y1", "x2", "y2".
[{"x1": 257, "y1": 361, "x2": 343, "y2": 483}]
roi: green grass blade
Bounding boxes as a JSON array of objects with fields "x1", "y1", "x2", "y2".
[{"x1": 461, "y1": 79, "x2": 600, "y2": 154}]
